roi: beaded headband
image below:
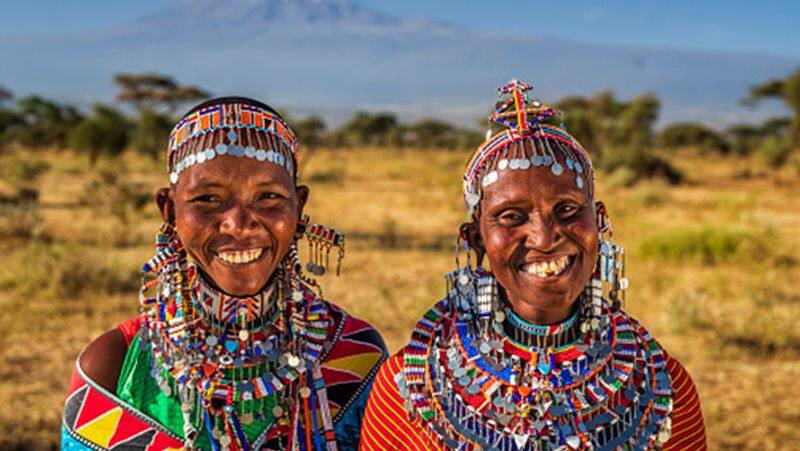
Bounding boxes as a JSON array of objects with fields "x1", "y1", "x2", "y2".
[
  {"x1": 167, "y1": 98, "x2": 298, "y2": 184},
  {"x1": 463, "y1": 79, "x2": 595, "y2": 217}
]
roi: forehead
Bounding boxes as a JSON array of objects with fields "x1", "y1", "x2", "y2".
[
  {"x1": 175, "y1": 155, "x2": 293, "y2": 191},
  {"x1": 481, "y1": 161, "x2": 590, "y2": 207}
]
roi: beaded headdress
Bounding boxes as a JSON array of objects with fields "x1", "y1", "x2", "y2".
[
  {"x1": 138, "y1": 97, "x2": 345, "y2": 449},
  {"x1": 167, "y1": 97, "x2": 298, "y2": 184},
  {"x1": 463, "y1": 79, "x2": 595, "y2": 217}
]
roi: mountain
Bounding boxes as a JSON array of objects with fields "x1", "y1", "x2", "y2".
[{"x1": 0, "y1": 0, "x2": 794, "y2": 127}]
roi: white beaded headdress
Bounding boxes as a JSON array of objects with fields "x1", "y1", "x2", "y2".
[
  {"x1": 463, "y1": 79, "x2": 595, "y2": 217},
  {"x1": 167, "y1": 97, "x2": 298, "y2": 184}
]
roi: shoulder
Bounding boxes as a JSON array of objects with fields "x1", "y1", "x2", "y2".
[
  {"x1": 325, "y1": 303, "x2": 388, "y2": 357},
  {"x1": 662, "y1": 353, "x2": 707, "y2": 450},
  {"x1": 361, "y1": 351, "x2": 421, "y2": 449},
  {"x1": 76, "y1": 317, "x2": 142, "y2": 394},
  {"x1": 365, "y1": 351, "x2": 406, "y2": 411}
]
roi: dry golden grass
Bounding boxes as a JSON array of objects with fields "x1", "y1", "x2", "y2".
[{"x1": 0, "y1": 146, "x2": 798, "y2": 449}]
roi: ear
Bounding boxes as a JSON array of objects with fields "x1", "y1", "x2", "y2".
[
  {"x1": 156, "y1": 187, "x2": 175, "y2": 224},
  {"x1": 295, "y1": 185, "x2": 309, "y2": 220},
  {"x1": 595, "y1": 200, "x2": 609, "y2": 233},
  {"x1": 460, "y1": 221, "x2": 486, "y2": 266}
]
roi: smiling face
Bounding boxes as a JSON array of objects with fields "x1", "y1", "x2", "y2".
[
  {"x1": 158, "y1": 155, "x2": 307, "y2": 296},
  {"x1": 472, "y1": 151, "x2": 599, "y2": 324}
]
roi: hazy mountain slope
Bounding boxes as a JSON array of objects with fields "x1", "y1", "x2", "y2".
[{"x1": 0, "y1": 0, "x2": 793, "y2": 126}]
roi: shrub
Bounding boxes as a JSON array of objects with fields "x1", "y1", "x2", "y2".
[
  {"x1": 0, "y1": 197, "x2": 43, "y2": 240},
  {"x1": 12, "y1": 96, "x2": 82, "y2": 149},
  {"x1": 0, "y1": 152, "x2": 49, "y2": 186},
  {"x1": 599, "y1": 145, "x2": 682, "y2": 185},
  {"x1": 131, "y1": 109, "x2": 172, "y2": 160},
  {"x1": 82, "y1": 168, "x2": 150, "y2": 225},
  {"x1": 0, "y1": 242, "x2": 139, "y2": 298},
  {"x1": 639, "y1": 225, "x2": 773, "y2": 264},
  {"x1": 659, "y1": 122, "x2": 730, "y2": 153},
  {"x1": 67, "y1": 104, "x2": 129, "y2": 163},
  {"x1": 757, "y1": 135, "x2": 794, "y2": 168}
]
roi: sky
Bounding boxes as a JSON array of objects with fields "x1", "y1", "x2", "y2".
[{"x1": 1, "y1": 0, "x2": 798, "y2": 57}]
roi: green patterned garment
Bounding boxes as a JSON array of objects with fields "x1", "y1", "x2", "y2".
[{"x1": 117, "y1": 333, "x2": 281, "y2": 449}]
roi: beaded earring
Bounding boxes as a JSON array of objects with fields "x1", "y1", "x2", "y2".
[
  {"x1": 596, "y1": 203, "x2": 628, "y2": 312},
  {"x1": 302, "y1": 215, "x2": 345, "y2": 277}
]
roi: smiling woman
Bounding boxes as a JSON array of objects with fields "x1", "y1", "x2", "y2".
[
  {"x1": 61, "y1": 97, "x2": 387, "y2": 450},
  {"x1": 360, "y1": 80, "x2": 706, "y2": 450}
]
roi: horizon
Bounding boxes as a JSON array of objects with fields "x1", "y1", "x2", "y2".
[{"x1": 0, "y1": 0, "x2": 796, "y2": 129}]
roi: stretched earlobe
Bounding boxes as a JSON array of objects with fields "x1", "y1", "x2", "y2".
[
  {"x1": 460, "y1": 222, "x2": 486, "y2": 267},
  {"x1": 595, "y1": 200, "x2": 609, "y2": 233},
  {"x1": 155, "y1": 187, "x2": 175, "y2": 224}
]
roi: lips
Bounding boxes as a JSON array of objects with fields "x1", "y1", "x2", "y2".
[
  {"x1": 520, "y1": 255, "x2": 574, "y2": 279},
  {"x1": 214, "y1": 247, "x2": 265, "y2": 265}
]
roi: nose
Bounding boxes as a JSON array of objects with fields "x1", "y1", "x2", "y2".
[
  {"x1": 219, "y1": 204, "x2": 259, "y2": 240},
  {"x1": 523, "y1": 212, "x2": 560, "y2": 251}
]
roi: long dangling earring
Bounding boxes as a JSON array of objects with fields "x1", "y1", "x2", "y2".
[
  {"x1": 596, "y1": 203, "x2": 627, "y2": 312},
  {"x1": 139, "y1": 222, "x2": 199, "y2": 447}
]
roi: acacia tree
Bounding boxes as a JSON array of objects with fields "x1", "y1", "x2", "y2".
[
  {"x1": 744, "y1": 67, "x2": 800, "y2": 146},
  {"x1": 113, "y1": 73, "x2": 210, "y2": 159},
  {"x1": 113, "y1": 73, "x2": 209, "y2": 114}
]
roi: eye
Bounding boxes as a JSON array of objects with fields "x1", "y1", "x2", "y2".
[
  {"x1": 556, "y1": 203, "x2": 581, "y2": 219},
  {"x1": 190, "y1": 194, "x2": 221, "y2": 204},
  {"x1": 257, "y1": 192, "x2": 282, "y2": 201},
  {"x1": 497, "y1": 209, "x2": 527, "y2": 226}
]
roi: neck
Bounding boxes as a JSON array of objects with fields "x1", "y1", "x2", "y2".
[
  {"x1": 503, "y1": 302, "x2": 581, "y2": 348},
  {"x1": 195, "y1": 271, "x2": 278, "y2": 326},
  {"x1": 503, "y1": 290, "x2": 575, "y2": 325}
]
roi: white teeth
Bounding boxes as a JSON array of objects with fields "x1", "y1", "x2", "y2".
[
  {"x1": 522, "y1": 256, "x2": 571, "y2": 278},
  {"x1": 217, "y1": 248, "x2": 263, "y2": 265}
]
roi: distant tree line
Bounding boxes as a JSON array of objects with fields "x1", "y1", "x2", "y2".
[{"x1": 0, "y1": 68, "x2": 797, "y2": 179}]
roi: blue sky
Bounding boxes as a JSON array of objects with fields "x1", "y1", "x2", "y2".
[{"x1": 1, "y1": 0, "x2": 798, "y2": 57}]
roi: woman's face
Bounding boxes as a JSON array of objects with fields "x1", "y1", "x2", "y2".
[
  {"x1": 158, "y1": 155, "x2": 307, "y2": 296},
  {"x1": 475, "y1": 150, "x2": 599, "y2": 324}
]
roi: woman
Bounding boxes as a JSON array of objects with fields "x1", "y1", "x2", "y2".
[
  {"x1": 62, "y1": 97, "x2": 387, "y2": 450},
  {"x1": 360, "y1": 80, "x2": 705, "y2": 450}
]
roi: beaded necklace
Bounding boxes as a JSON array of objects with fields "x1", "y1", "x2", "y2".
[
  {"x1": 398, "y1": 269, "x2": 673, "y2": 450},
  {"x1": 139, "y1": 224, "x2": 338, "y2": 451}
]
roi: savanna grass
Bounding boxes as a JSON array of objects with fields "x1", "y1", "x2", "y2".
[{"x1": 0, "y1": 146, "x2": 798, "y2": 449}]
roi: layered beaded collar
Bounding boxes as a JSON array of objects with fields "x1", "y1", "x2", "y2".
[
  {"x1": 502, "y1": 306, "x2": 581, "y2": 350},
  {"x1": 140, "y1": 236, "x2": 336, "y2": 450},
  {"x1": 398, "y1": 269, "x2": 673, "y2": 450},
  {"x1": 195, "y1": 272, "x2": 278, "y2": 328}
]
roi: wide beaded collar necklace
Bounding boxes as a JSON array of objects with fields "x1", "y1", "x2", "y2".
[
  {"x1": 399, "y1": 269, "x2": 673, "y2": 450},
  {"x1": 140, "y1": 244, "x2": 336, "y2": 450}
]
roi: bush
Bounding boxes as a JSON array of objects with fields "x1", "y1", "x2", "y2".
[
  {"x1": 639, "y1": 225, "x2": 773, "y2": 264},
  {"x1": 131, "y1": 109, "x2": 172, "y2": 160},
  {"x1": 599, "y1": 145, "x2": 682, "y2": 185},
  {"x1": 757, "y1": 135, "x2": 794, "y2": 168},
  {"x1": 0, "y1": 197, "x2": 43, "y2": 240},
  {"x1": 67, "y1": 104, "x2": 129, "y2": 163},
  {"x1": 0, "y1": 242, "x2": 139, "y2": 298},
  {"x1": 659, "y1": 122, "x2": 730, "y2": 153},
  {"x1": 12, "y1": 96, "x2": 82, "y2": 149},
  {"x1": 82, "y1": 168, "x2": 151, "y2": 225},
  {"x1": 0, "y1": 152, "x2": 49, "y2": 186}
]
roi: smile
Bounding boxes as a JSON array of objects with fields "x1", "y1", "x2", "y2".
[
  {"x1": 520, "y1": 255, "x2": 573, "y2": 278},
  {"x1": 215, "y1": 248, "x2": 264, "y2": 265}
]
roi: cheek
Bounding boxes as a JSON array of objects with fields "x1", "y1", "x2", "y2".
[
  {"x1": 480, "y1": 224, "x2": 518, "y2": 268},
  {"x1": 257, "y1": 206, "x2": 297, "y2": 245},
  {"x1": 174, "y1": 206, "x2": 216, "y2": 251}
]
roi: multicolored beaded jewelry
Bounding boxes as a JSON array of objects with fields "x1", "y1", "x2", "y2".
[
  {"x1": 463, "y1": 79, "x2": 594, "y2": 217},
  {"x1": 139, "y1": 223, "x2": 341, "y2": 451},
  {"x1": 397, "y1": 80, "x2": 672, "y2": 450},
  {"x1": 168, "y1": 101, "x2": 298, "y2": 184}
]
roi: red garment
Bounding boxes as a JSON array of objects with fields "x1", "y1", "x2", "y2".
[{"x1": 360, "y1": 352, "x2": 706, "y2": 450}]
